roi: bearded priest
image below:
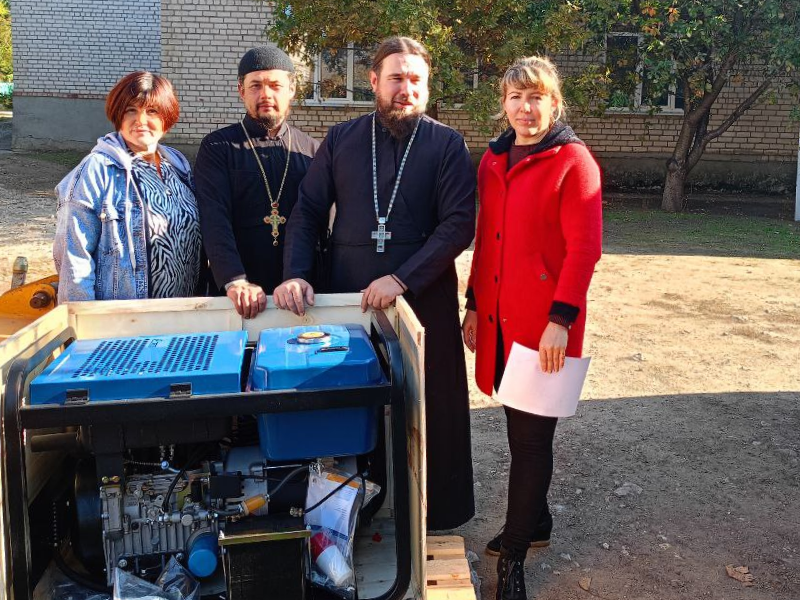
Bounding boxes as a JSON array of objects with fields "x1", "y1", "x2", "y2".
[
  {"x1": 195, "y1": 46, "x2": 319, "y2": 319},
  {"x1": 275, "y1": 36, "x2": 476, "y2": 531}
]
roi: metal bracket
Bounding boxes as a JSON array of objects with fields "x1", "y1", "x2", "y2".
[
  {"x1": 169, "y1": 382, "x2": 192, "y2": 398},
  {"x1": 65, "y1": 389, "x2": 89, "y2": 405}
]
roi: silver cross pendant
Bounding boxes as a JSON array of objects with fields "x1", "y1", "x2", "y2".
[{"x1": 371, "y1": 217, "x2": 392, "y2": 253}]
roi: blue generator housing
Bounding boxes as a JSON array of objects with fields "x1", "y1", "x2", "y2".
[
  {"x1": 249, "y1": 324, "x2": 384, "y2": 460},
  {"x1": 29, "y1": 331, "x2": 248, "y2": 405}
]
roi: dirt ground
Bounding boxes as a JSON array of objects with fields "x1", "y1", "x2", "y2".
[{"x1": 0, "y1": 147, "x2": 798, "y2": 600}]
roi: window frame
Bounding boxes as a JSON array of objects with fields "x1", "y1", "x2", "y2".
[
  {"x1": 304, "y1": 43, "x2": 375, "y2": 106},
  {"x1": 604, "y1": 32, "x2": 684, "y2": 115}
]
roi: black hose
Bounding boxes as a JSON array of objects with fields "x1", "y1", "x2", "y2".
[
  {"x1": 53, "y1": 546, "x2": 111, "y2": 594},
  {"x1": 162, "y1": 445, "x2": 209, "y2": 515},
  {"x1": 268, "y1": 465, "x2": 308, "y2": 500}
]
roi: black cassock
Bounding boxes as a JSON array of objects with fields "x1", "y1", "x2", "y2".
[
  {"x1": 195, "y1": 116, "x2": 319, "y2": 293},
  {"x1": 284, "y1": 113, "x2": 476, "y2": 530}
]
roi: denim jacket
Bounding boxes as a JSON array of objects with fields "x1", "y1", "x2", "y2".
[{"x1": 53, "y1": 133, "x2": 192, "y2": 302}]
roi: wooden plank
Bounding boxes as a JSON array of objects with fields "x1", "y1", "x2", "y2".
[
  {"x1": 70, "y1": 297, "x2": 241, "y2": 340},
  {"x1": 425, "y1": 558, "x2": 471, "y2": 585},
  {"x1": 426, "y1": 536, "x2": 466, "y2": 560},
  {"x1": 242, "y1": 294, "x2": 374, "y2": 342},
  {"x1": 0, "y1": 306, "x2": 68, "y2": 378},
  {"x1": 1, "y1": 307, "x2": 71, "y2": 600},
  {"x1": 396, "y1": 297, "x2": 426, "y2": 600},
  {"x1": 428, "y1": 535, "x2": 466, "y2": 545},
  {"x1": 426, "y1": 588, "x2": 477, "y2": 600},
  {"x1": 352, "y1": 517, "x2": 397, "y2": 598},
  {"x1": 424, "y1": 536, "x2": 475, "y2": 600}
]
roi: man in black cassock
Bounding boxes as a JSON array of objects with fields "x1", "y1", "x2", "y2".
[
  {"x1": 195, "y1": 46, "x2": 319, "y2": 318},
  {"x1": 275, "y1": 37, "x2": 476, "y2": 530}
]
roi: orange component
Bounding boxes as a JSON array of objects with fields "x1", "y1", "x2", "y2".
[
  {"x1": 0, "y1": 275, "x2": 59, "y2": 338},
  {"x1": 241, "y1": 495, "x2": 267, "y2": 516}
]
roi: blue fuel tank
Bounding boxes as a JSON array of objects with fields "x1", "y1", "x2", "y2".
[
  {"x1": 249, "y1": 324, "x2": 383, "y2": 460},
  {"x1": 29, "y1": 331, "x2": 248, "y2": 405}
]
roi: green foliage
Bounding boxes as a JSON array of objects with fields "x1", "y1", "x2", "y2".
[
  {"x1": 0, "y1": 0, "x2": 12, "y2": 84},
  {"x1": 263, "y1": 0, "x2": 800, "y2": 206},
  {"x1": 562, "y1": 0, "x2": 800, "y2": 115},
  {"x1": 264, "y1": 0, "x2": 564, "y2": 126}
]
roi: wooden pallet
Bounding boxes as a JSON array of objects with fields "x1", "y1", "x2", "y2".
[{"x1": 425, "y1": 535, "x2": 477, "y2": 600}]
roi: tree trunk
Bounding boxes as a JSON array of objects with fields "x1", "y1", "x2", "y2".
[
  {"x1": 662, "y1": 160, "x2": 687, "y2": 212},
  {"x1": 428, "y1": 100, "x2": 439, "y2": 121}
]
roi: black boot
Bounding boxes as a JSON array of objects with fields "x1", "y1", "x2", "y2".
[
  {"x1": 486, "y1": 510, "x2": 553, "y2": 555},
  {"x1": 496, "y1": 545, "x2": 527, "y2": 600}
]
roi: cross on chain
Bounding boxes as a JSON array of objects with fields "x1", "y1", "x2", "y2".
[
  {"x1": 264, "y1": 207, "x2": 286, "y2": 246},
  {"x1": 371, "y1": 217, "x2": 392, "y2": 253}
]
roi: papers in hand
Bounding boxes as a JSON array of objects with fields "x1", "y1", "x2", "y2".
[{"x1": 496, "y1": 342, "x2": 591, "y2": 418}]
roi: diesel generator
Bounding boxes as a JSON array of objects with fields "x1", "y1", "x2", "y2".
[{"x1": 0, "y1": 296, "x2": 429, "y2": 600}]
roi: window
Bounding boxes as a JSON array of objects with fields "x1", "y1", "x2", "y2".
[
  {"x1": 305, "y1": 44, "x2": 374, "y2": 104},
  {"x1": 605, "y1": 33, "x2": 684, "y2": 112}
]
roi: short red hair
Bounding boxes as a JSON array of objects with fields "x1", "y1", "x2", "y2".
[{"x1": 105, "y1": 71, "x2": 180, "y2": 131}]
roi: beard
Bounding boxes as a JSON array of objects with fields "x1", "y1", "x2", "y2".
[
  {"x1": 376, "y1": 93, "x2": 425, "y2": 139},
  {"x1": 250, "y1": 106, "x2": 291, "y2": 133}
]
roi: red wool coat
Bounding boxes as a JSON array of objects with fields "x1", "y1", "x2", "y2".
[{"x1": 467, "y1": 140, "x2": 603, "y2": 396}]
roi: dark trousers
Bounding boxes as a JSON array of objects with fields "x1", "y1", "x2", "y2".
[{"x1": 496, "y1": 326, "x2": 558, "y2": 553}]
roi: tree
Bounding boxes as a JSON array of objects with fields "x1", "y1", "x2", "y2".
[
  {"x1": 264, "y1": 0, "x2": 800, "y2": 212},
  {"x1": 0, "y1": 0, "x2": 11, "y2": 83},
  {"x1": 264, "y1": 0, "x2": 563, "y2": 121},
  {"x1": 559, "y1": 0, "x2": 800, "y2": 211}
]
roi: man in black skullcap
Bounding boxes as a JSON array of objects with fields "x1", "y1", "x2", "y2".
[{"x1": 195, "y1": 46, "x2": 319, "y2": 318}]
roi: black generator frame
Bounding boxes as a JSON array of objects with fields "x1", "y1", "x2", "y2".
[{"x1": 2, "y1": 310, "x2": 411, "y2": 600}]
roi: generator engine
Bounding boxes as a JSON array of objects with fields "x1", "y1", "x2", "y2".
[
  {"x1": 98, "y1": 469, "x2": 219, "y2": 585},
  {"x1": 23, "y1": 324, "x2": 390, "y2": 600}
]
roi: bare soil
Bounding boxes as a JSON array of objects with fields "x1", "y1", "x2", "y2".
[{"x1": 1, "y1": 148, "x2": 798, "y2": 600}]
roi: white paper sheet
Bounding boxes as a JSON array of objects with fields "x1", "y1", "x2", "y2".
[{"x1": 496, "y1": 342, "x2": 591, "y2": 418}]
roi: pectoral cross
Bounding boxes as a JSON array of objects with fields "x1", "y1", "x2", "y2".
[
  {"x1": 264, "y1": 207, "x2": 286, "y2": 247},
  {"x1": 371, "y1": 217, "x2": 392, "y2": 253}
]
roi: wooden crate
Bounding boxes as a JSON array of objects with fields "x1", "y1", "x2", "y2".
[{"x1": 425, "y1": 535, "x2": 477, "y2": 600}]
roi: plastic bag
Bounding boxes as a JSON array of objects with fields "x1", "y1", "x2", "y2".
[
  {"x1": 154, "y1": 557, "x2": 200, "y2": 600},
  {"x1": 113, "y1": 569, "x2": 170, "y2": 600},
  {"x1": 33, "y1": 559, "x2": 110, "y2": 600},
  {"x1": 113, "y1": 558, "x2": 199, "y2": 600},
  {"x1": 303, "y1": 466, "x2": 380, "y2": 599}
]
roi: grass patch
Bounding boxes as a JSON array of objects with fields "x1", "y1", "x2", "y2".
[
  {"x1": 32, "y1": 150, "x2": 85, "y2": 169},
  {"x1": 604, "y1": 205, "x2": 800, "y2": 259}
]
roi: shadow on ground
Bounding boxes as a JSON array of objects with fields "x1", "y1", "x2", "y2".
[
  {"x1": 453, "y1": 392, "x2": 799, "y2": 600},
  {"x1": 605, "y1": 191, "x2": 797, "y2": 221}
]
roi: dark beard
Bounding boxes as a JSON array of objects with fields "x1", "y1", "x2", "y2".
[
  {"x1": 250, "y1": 109, "x2": 290, "y2": 134},
  {"x1": 257, "y1": 114, "x2": 282, "y2": 131},
  {"x1": 377, "y1": 106, "x2": 423, "y2": 139}
]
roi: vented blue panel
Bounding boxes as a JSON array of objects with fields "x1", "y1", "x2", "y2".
[
  {"x1": 249, "y1": 324, "x2": 383, "y2": 460},
  {"x1": 30, "y1": 331, "x2": 248, "y2": 405}
]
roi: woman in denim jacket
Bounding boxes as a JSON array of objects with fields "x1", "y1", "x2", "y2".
[{"x1": 54, "y1": 71, "x2": 202, "y2": 302}]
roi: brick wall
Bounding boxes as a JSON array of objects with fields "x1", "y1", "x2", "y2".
[
  {"x1": 555, "y1": 51, "x2": 798, "y2": 163},
  {"x1": 11, "y1": 0, "x2": 160, "y2": 98},
  {"x1": 569, "y1": 86, "x2": 798, "y2": 164},
  {"x1": 161, "y1": 0, "x2": 274, "y2": 143},
  {"x1": 10, "y1": 0, "x2": 798, "y2": 168}
]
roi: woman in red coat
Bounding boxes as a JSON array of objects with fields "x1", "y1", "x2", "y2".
[{"x1": 462, "y1": 56, "x2": 602, "y2": 600}]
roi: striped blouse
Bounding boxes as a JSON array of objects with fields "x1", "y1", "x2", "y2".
[{"x1": 130, "y1": 153, "x2": 202, "y2": 299}]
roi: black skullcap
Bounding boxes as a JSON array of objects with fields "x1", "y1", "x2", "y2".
[{"x1": 238, "y1": 46, "x2": 295, "y2": 78}]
